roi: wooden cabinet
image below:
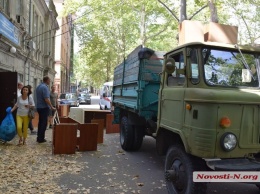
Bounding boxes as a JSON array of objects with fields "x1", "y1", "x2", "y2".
[
  {"x1": 60, "y1": 105, "x2": 70, "y2": 117},
  {"x1": 52, "y1": 123, "x2": 77, "y2": 154},
  {"x1": 55, "y1": 117, "x2": 99, "y2": 152},
  {"x1": 77, "y1": 123, "x2": 98, "y2": 151},
  {"x1": 106, "y1": 114, "x2": 120, "y2": 134}
]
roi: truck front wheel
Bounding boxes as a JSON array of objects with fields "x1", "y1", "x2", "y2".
[
  {"x1": 165, "y1": 145, "x2": 207, "y2": 194},
  {"x1": 120, "y1": 116, "x2": 134, "y2": 151}
]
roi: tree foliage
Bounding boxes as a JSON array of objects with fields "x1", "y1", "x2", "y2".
[
  {"x1": 221, "y1": 0, "x2": 260, "y2": 44},
  {"x1": 63, "y1": 0, "x2": 259, "y2": 88}
]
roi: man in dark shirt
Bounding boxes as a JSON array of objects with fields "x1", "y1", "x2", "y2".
[{"x1": 36, "y1": 76, "x2": 56, "y2": 143}]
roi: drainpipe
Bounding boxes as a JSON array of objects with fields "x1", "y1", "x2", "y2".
[
  {"x1": 27, "y1": 0, "x2": 32, "y2": 84},
  {"x1": 29, "y1": 0, "x2": 31, "y2": 34}
]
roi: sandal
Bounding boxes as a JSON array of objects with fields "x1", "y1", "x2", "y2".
[
  {"x1": 17, "y1": 139, "x2": 23, "y2": 146},
  {"x1": 23, "y1": 139, "x2": 27, "y2": 145}
]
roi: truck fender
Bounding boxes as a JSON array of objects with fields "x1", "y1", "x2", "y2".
[
  {"x1": 156, "y1": 127, "x2": 189, "y2": 156},
  {"x1": 127, "y1": 112, "x2": 146, "y2": 126}
]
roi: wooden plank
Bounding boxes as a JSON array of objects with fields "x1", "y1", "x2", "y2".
[
  {"x1": 91, "y1": 119, "x2": 104, "y2": 144},
  {"x1": 59, "y1": 117, "x2": 78, "y2": 124}
]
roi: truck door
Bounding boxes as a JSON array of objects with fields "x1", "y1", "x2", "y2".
[
  {"x1": 0, "y1": 72, "x2": 17, "y2": 122},
  {"x1": 159, "y1": 51, "x2": 186, "y2": 130}
]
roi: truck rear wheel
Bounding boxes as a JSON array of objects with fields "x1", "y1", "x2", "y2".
[
  {"x1": 132, "y1": 126, "x2": 144, "y2": 151},
  {"x1": 165, "y1": 145, "x2": 207, "y2": 194},
  {"x1": 120, "y1": 116, "x2": 134, "y2": 151}
]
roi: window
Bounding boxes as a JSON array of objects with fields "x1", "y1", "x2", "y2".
[
  {"x1": 167, "y1": 52, "x2": 185, "y2": 86},
  {"x1": 203, "y1": 48, "x2": 259, "y2": 88},
  {"x1": 0, "y1": 0, "x2": 9, "y2": 15},
  {"x1": 190, "y1": 49, "x2": 199, "y2": 84},
  {"x1": 18, "y1": 73, "x2": 23, "y2": 83},
  {"x1": 16, "y1": 0, "x2": 22, "y2": 23}
]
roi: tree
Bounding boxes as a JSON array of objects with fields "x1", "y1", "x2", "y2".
[
  {"x1": 63, "y1": 0, "x2": 177, "y2": 88},
  {"x1": 222, "y1": 0, "x2": 260, "y2": 44},
  {"x1": 157, "y1": 0, "x2": 217, "y2": 23}
]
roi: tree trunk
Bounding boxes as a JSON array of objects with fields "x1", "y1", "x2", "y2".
[
  {"x1": 139, "y1": 4, "x2": 146, "y2": 47},
  {"x1": 180, "y1": 0, "x2": 187, "y2": 23},
  {"x1": 208, "y1": 0, "x2": 218, "y2": 23}
]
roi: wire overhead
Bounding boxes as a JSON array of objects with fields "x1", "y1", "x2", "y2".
[{"x1": 26, "y1": 1, "x2": 125, "y2": 41}]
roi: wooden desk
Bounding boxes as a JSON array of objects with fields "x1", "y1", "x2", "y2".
[
  {"x1": 58, "y1": 117, "x2": 99, "y2": 151},
  {"x1": 85, "y1": 110, "x2": 111, "y2": 123},
  {"x1": 69, "y1": 108, "x2": 111, "y2": 124}
]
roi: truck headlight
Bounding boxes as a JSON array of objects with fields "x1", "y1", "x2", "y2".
[{"x1": 220, "y1": 132, "x2": 237, "y2": 151}]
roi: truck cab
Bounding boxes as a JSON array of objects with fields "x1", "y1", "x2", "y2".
[
  {"x1": 158, "y1": 42, "x2": 260, "y2": 193},
  {"x1": 112, "y1": 42, "x2": 260, "y2": 193}
]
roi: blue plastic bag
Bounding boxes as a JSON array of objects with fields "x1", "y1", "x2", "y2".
[{"x1": 0, "y1": 107, "x2": 16, "y2": 142}]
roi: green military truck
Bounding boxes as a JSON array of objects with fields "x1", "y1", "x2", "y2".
[{"x1": 112, "y1": 42, "x2": 260, "y2": 193}]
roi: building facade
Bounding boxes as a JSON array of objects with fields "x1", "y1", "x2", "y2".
[
  {"x1": 53, "y1": 0, "x2": 73, "y2": 95},
  {"x1": 0, "y1": 0, "x2": 58, "y2": 89}
]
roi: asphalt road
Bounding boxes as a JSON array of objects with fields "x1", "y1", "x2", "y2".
[{"x1": 60, "y1": 96, "x2": 260, "y2": 194}]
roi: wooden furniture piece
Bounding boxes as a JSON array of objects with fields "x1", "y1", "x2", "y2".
[
  {"x1": 77, "y1": 123, "x2": 98, "y2": 151},
  {"x1": 60, "y1": 105, "x2": 70, "y2": 117},
  {"x1": 52, "y1": 123, "x2": 77, "y2": 154},
  {"x1": 32, "y1": 112, "x2": 39, "y2": 129},
  {"x1": 69, "y1": 108, "x2": 111, "y2": 124},
  {"x1": 106, "y1": 114, "x2": 120, "y2": 134},
  {"x1": 59, "y1": 117, "x2": 76, "y2": 123},
  {"x1": 91, "y1": 119, "x2": 105, "y2": 144},
  {"x1": 58, "y1": 117, "x2": 99, "y2": 151}
]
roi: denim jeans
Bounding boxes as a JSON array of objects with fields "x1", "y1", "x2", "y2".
[{"x1": 37, "y1": 107, "x2": 49, "y2": 142}]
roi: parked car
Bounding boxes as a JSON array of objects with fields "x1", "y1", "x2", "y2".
[
  {"x1": 78, "y1": 92, "x2": 91, "y2": 104},
  {"x1": 59, "y1": 93, "x2": 79, "y2": 107}
]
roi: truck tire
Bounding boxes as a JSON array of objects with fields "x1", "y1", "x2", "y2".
[
  {"x1": 132, "y1": 125, "x2": 144, "y2": 151},
  {"x1": 120, "y1": 116, "x2": 134, "y2": 151},
  {"x1": 165, "y1": 145, "x2": 207, "y2": 194}
]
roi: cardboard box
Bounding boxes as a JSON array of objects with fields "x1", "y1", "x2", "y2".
[
  {"x1": 179, "y1": 20, "x2": 204, "y2": 45},
  {"x1": 204, "y1": 22, "x2": 238, "y2": 44}
]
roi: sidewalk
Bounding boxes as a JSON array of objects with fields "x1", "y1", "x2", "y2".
[{"x1": 0, "y1": 127, "x2": 167, "y2": 194}]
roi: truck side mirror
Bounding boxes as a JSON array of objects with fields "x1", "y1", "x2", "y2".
[{"x1": 164, "y1": 58, "x2": 176, "y2": 74}]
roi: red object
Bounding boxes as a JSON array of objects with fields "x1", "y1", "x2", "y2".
[
  {"x1": 106, "y1": 114, "x2": 120, "y2": 134},
  {"x1": 220, "y1": 117, "x2": 231, "y2": 128}
]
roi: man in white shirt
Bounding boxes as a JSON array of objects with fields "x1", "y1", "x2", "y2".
[{"x1": 17, "y1": 82, "x2": 23, "y2": 97}]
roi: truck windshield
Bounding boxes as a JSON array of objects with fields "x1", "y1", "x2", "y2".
[{"x1": 202, "y1": 48, "x2": 259, "y2": 88}]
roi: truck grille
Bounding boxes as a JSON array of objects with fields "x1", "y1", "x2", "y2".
[{"x1": 239, "y1": 105, "x2": 260, "y2": 148}]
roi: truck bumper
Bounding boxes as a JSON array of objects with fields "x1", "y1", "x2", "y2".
[{"x1": 207, "y1": 158, "x2": 260, "y2": 171}]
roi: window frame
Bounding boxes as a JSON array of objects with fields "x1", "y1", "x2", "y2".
[{"x1": 166, "y1": 50, "x2": 186, "y2": 87}]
